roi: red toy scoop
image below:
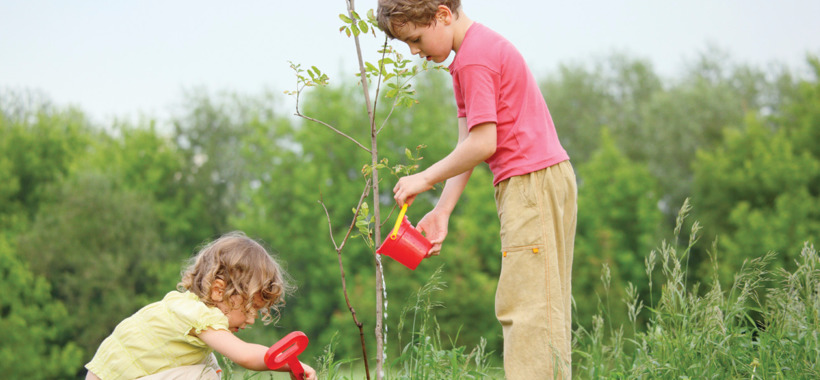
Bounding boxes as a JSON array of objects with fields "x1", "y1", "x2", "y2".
[{"x1": 264, "y1": 331, "x2": 309, "y2": 379}]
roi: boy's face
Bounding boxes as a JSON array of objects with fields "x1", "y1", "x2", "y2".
[{"x1": 394, "y1": 19, "x2": 453, "y2": 63}]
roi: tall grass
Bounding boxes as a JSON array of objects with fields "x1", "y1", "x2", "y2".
[
  {"x1": 574, "y1": 199, "x2": 820, "y2": 379},
  {"x1": 224, "y1": 200, "x2": 819, "y2": 379},
  {"x1": 388, "y1": 266, "x2": 498, "y2": 379},
  {"x1": 314, "y1": 265, "x2": 500, "y2": 379}
]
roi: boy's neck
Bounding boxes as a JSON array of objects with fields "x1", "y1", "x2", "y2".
[{"x1": 450, "y1": 10, "x2": 473, "y2": 53}]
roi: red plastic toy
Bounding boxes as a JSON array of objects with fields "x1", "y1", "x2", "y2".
[
  {"x1": 264, "y1": 331, "x2": 309, "y2": 379},
  {"x1": 376, "y1": 204, "x2": 432, "y2": 270}
]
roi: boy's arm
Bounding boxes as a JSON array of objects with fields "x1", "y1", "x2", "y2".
[
  {"x1": 393, "y1": 119, "x2": 496, "y2": 206},
  {"x1": 198, "y1": 329, "x2": 317, "y2": 379},
  {"x1": 396, "y1": 118, "x2": 495, "y2": 255},
  {"x1": 431, "y1": 117, "x2": 483, "y2": 213},
  {"x1": 417, "y1": 167, "x2": 471, "y2": 256}
]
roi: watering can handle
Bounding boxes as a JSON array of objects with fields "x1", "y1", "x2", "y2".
[{"x1": 389, "y1": 204, "x2": 408, "y2": 240}]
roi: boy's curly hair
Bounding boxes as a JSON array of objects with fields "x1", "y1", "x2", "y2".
[
  {"x1": 377, "y1": 0, "x2": 461, "y2": 39},
  {"x1": 178, "y1": 231, "x2": 292, "y2": 325}
]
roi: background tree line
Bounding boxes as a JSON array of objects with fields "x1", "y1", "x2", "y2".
[{"x1": 1, "y1": 49, "x2": 818, "y2": 378}]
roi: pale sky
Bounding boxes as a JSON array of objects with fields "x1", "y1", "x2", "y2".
[{"x1": 2, "y1": 0, "x2": 819, "y2": 124}]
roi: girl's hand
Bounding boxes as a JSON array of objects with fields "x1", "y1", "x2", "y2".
[{"x1": 293, "y1": 362, "x2": 317, "y2": 380}]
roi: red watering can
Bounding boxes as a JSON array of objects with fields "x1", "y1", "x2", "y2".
[
  {"x1": 264, "y1": 331, "x2": 309, "y2": 379},
  {"x1": 376, "y1": 204, "x2": 432, "y2": 270}
]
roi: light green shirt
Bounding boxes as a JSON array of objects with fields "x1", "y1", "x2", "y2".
[{"x1": 86, "y1": 291, "x2": 228, "y2": 380}]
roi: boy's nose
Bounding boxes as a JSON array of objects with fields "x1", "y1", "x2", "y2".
[{"x1": 409, "y1": 46, "x2": 421, "y2": 55}]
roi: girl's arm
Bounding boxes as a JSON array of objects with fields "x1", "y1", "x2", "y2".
[
  {"x1": 199, "y1": 329, "x2": 268, "y2": 370},
  {"x1": 198, "y1": 329, "x2": 316, "y2": 379}
]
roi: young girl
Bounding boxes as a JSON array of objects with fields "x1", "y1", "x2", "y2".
[{"x1": 85, "y1": 231, "x2": 317, "y2": 380}]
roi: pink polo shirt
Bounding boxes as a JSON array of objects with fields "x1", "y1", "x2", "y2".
[{"x1": 450, "y1": 23, "x2": 569, "y2": 185}]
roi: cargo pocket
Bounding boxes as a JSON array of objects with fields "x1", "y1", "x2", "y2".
[
  {"x1": 495, "y1": 245, "x2": 550, "y2": 375},
  {"x1": 494, "y1": 174, "x2": 544, "y2": 249},
  {"x1": 495, "y1": 245, "x2": 548, "y2": 327}
]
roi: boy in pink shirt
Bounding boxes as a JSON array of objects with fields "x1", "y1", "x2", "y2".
[{"x1": 378, "y1": 1, "x2": 576, "y2": 378}]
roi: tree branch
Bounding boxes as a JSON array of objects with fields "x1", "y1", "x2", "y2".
[
  {"x1": 296, "y1": 112, "x2": 372, "y2": 154},
  {"x1": 318, "y1": 177, "x2": 372, "y2": 380}
]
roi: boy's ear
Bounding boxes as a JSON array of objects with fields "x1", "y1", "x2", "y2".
[
  {"x1": 436, "y1": 4, "x2": 453, "y2": 24},
  {"x1": 210, "y1": 279, "x2": 226, "y2": 302}
]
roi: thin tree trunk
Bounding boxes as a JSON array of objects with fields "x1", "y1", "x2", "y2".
[{"x1": 345, "y1": 1, "x2": 385, "y2": 378}]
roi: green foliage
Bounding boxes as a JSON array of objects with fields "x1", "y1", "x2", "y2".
[
  {"x1": 387, "y1": 266, "x2": 499, "y2": 379},
  {"x1": 542, "y1": 48, "x2": 796, "y2": 220},
  {"x1": 0, "y1": 234, "x2": 84, "y2": 378},
  {"x1": 338, "y1": 9, "x2": 375, "y2": 38},
  {"x1": 693, "y1": 91, "x2": 820, "y2": 285},
  {"x1": 171, "y1": 90, "x2": 264, "y2": 245},
  {"x1": 17, "y1": 172, "x2": 176, "y2": 362},
  {"x1": 309, "y1": 267, "x2": 501, "y2": 380},
  {"x1": 2, "y1": 47, "x2": 819, "y2": 377},
  {"x1": 574, "y1": 127, "x2": 664, "y2": 330},
  {"x1": 0, "y1": 104, "x2": 93, "y2": 231},
  {"x1": 574, "y1": 203, "x2": 820, "y2": 379},
  {"x1": 314, "y1": 332, "x2": 360, "y2": 379},
  {"x1": 80, "y1": 121, "x2": 198, "y2": 248},
  {"x1": 779, "y1": 56, "x2": 820, "y2": 158}
]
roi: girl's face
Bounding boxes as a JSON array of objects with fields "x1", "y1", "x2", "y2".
[{"x1": 220, "y1": 293, "x2": 265, "y2": 333}]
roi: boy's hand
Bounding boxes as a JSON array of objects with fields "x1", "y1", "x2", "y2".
[
  {"x1": 292, "y1": 362, "x2": 317, "y2": 380},
  {"x1": 417, "y1": 208, "x2": 450, "y2": 256},
  {"x1": 393, "y1": 172, "x2": 433, "y2": 206}
]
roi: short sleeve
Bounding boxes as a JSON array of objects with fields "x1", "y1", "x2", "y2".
[
  {"x1": 452, "y1": 64, "x2": 499, "y2": 130},
  {"x1": 165, "y1": 291, "x2": 229, "y2": 335}
]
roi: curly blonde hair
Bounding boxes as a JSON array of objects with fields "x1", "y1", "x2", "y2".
[
  {"x1": 377, "y1": 0, "x2": 461, "y2": 39},
  {"x1": 178, "y1": 231, "x2": 291, "y2": 325}
]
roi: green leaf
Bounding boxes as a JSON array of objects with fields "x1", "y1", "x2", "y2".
[{"x1": 339, "y1": 14, "x2": 352, "y2": 23}]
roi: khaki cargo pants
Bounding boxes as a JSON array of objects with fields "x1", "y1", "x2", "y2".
[{"x1": 494, "y1": 161, "x2": 576, "y2": 379}]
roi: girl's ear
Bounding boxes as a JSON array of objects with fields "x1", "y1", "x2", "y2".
[{"x1": 210, "y1": 279, "x2": 226, "y2": 302}]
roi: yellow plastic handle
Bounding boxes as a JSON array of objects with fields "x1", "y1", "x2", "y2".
[{"x1": 389, "y1": 204, "x2": 408, "y2": 240}]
